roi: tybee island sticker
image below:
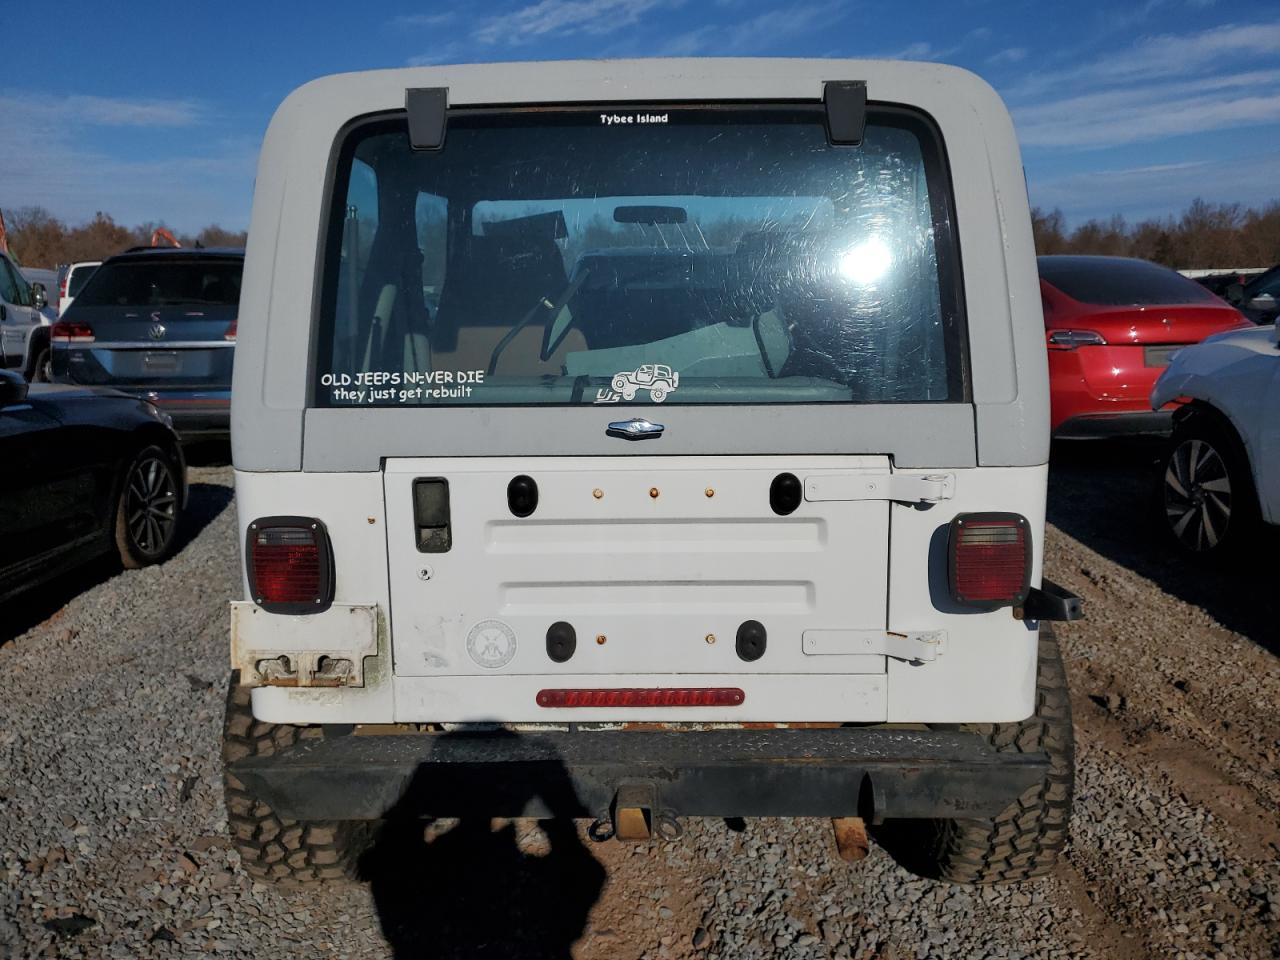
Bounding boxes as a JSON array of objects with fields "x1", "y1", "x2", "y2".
[{"x1": 466, "y1": 619, "x2": 518, "y2": 669}]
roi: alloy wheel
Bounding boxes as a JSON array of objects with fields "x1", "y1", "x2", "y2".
[
  {"x1": 126, "y1": 456, "x2": 177, "y2": 557},
  {"x1": 1164, "y1": 438, "x2": 1232, "y2": 551}
]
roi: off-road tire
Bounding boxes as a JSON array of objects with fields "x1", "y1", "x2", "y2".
[
  {"x1": 223, "y1": 676, "x2": 373, "y2": 883},
  {"x1": 876, "y1": 627, "x2": 1074, "y2": 884}
]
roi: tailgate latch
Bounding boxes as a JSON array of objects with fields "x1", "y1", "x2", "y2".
[{"x1": 804, "y1": 473, "x2": 954, "y2": 505}]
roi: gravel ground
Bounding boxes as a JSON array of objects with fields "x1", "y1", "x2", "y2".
[{"x1": 1, "y1": 446, "x2": 1277, "y2": 959}]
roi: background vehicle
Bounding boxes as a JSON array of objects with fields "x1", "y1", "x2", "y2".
[
  {"x1": 1151, "y1": 322, "x2": 1279, "y2": 556},
  {"x1": 0, "y1": 250, "x2": 54, "y2": 382},
  {"x1": 50, "y1": 247, "x2": 243, "y2": 438},
  {"x1": 20, "y1": 267, "x2": 61, "y2": 321},
  {"x1": 1224, "y1": 263, "x2": 1280, "y2": 325},
  {"x1": 57, "y1": 260, "x2": 101, "y2": 315},
  {"x1": 0, "y1": 369, "x2": 186, "y2": 603},
  {"x1": 224, "y1": 59, "x2": 1080, "y2": 888},
  {"x1": 1039, "y1": 255, "x2": 1250, "y2": 438}
]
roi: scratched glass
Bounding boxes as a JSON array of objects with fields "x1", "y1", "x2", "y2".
[{"x1": 314, "y1": 105, "x2": 967, "y2": 407}]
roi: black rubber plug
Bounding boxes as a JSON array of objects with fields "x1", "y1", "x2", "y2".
[
  {"x1": 736, "y1": 620, "x2": 767, "y2": 662},
  {"x1": 769, "y1": 472, "x2": 802, "y2": 516},
  {"x1": 508, "y1": 475, "x2": 539, "y2": 518},
  {"x1": 546, "y1": 621, "x2": 576, "y2": 663}
]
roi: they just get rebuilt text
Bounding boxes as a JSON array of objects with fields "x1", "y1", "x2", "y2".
[{"x1": 321, "y1": 369, "x2": 484, "y2": 403}]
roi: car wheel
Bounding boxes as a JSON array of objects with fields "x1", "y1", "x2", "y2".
[
  {"x1": 31, "y1": 347, "x2": 52, "y2": 383},
  {"x1": 115, "y1": 445, "x2": 182, "y2": 568},
  {"x1": 650, "y1": 386, "x2": 667, "y2": 403},
  {"x1": 1158, "y1": 412, "x2": 1258, "y2": 557}
]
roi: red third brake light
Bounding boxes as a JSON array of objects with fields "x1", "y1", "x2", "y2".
[
  {"x1": 948, "y1": 513, "x2": 1032, "y2": 609},
  {"x1": 51, "y1": 321, "x2": 95, "y2": 343},
  {"x1": 537, "y1": 687, "x2": 746, "y2": 708},
  {"x1": 246, "y1": 518, "x2": 333, "y2": 613}
]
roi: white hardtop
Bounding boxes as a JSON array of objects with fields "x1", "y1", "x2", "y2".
[{"x1": 232, "y1": 58, "x2": 1048, "y2": 473}]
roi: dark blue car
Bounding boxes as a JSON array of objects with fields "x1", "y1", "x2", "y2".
[
  {"x1": 50, "y1": 247, "x2": 242, "y2": 438},
  {"x1": 0, "y1": 369, "x2": 186, "y2": 605}
]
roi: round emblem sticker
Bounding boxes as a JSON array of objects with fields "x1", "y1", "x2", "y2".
[{"x1": 466, "y1": 619, "x2": 518, "y2": 669}]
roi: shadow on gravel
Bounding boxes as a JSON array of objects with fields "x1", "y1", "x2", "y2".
[
  {"x1": 359, "y1": 731, "x2": 607, "y2": 959},
  {"x1": 0, "y1": 478, "x2": 234, "y2": 645},
  {"x1": 1048, "y1": 438, "x2": 1279, "y2": 656}
]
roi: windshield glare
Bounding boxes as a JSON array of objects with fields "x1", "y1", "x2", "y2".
[{"x1": 316, "y1": 105, "x2": 965, "y2": 408}]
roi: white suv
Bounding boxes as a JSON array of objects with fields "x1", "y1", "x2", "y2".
[
  {"x1": 1152, "y1": 322, "x2": 1280, "y2": 555},
  {"x1": 223, "y1": 59, "x2": 1081, "y2": 886}
]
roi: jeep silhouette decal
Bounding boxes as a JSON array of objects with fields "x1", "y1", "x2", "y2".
[{"x1": 596, "y1": 364, "x2": 680, "y2": 403}]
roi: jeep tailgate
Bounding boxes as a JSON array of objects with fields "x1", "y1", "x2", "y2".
[{"x1": 383, "y1": 455, "x2": 898, "y2": 722}]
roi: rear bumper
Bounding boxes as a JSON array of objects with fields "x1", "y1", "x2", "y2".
[
  {"x1": 230, "y1": 726, "x2": 1048, "y2": 822},
  {"x1": 1049, "y1": 344, "x2": 1166, "y2": 433},
  {"x1": 1054, "y1": 410, "x2": 1174, "y2": 439},
  {"x1": 146, "y1": 390, "x2": 231, "y2": 437}
]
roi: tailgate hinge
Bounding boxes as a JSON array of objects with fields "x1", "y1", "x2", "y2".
[
  {"x1": 804, "y1": 473, "x2": 954, "y2": 505},
  {"x1": 802, "y1": 629, "x2": 947, "y2": 663}
]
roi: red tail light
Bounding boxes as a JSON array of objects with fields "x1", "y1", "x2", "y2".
[
  {"x1": 224, "y1": 319, "x2": 237, "y2": 342},
  {"x1": 51, "y1": 321, "x2": 95, "y2": 343},
  {"x1": 948, "y1": 513, "x2": 1032, "y2": 609},
  {"x1": 537, "y1": 687, "x2": 746, "y2": 708},
  {"x1": 1046, "y1": 329, "x2": 1106, "y2": 350},
  {"x1": 246, "y1": 517, "x2": 334, "y2": 613}
]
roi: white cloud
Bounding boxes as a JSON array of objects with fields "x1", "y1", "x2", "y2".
[
  {"x1": 473, "y1": 0, "x2": 675, "y2": 45},
  {"x1": 407, "y1": 41, "x2": 470, "y2": 66},
  {"x1": 1003, "y1": 21, "x2": 1280, "y2": 153},
  {"x1": 0, "y1": 92, "x2": 203, "y2": 128},
  {"x1": 1014, "y1": 69, "x2": 1280, "y2": 147},
  {"x1": 656, "y1": 3, "x2": 841, "y2": 56},
  {"x1": 886, "y1": 40, "x2": 940, "y2": 60},
  {"x1": 1030, "y1": 152, "x2": 1280, "y2": 223},
  {"x1": 391, "y1": 12, "x2": 457, "y2": 28},
  {"x1": 986, "y1": 46, "x2": 1027, "y2": 65},
  {"x1": 1009, "y1": 21, "x2": 1280, "y2": 98},
  {"x1": 0, "y1": 92, "x2": 250, "y2": 235}
]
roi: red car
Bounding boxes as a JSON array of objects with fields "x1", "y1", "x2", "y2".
[{"x1": 1039, "y1": 256, "x2": 1252, "y2": 438}]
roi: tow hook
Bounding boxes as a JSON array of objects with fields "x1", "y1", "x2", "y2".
[
  {"x1": 831, "y1": 816, "x2": 870, "y2": 862},
  {"x1": 589, "y1": 782, "x2": 683, "y2": 843}
]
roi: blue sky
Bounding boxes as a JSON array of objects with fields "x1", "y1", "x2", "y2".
[{"x1": 3, "y1": 0, "x2": 1278, "y2": 232}]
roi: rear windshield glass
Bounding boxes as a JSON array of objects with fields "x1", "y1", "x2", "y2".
[
  {"x1": 67, "y1": 264, "x2": 98, "y2": 297},
  {"x1": 1038, "y1": 257, "x2": 1221, "y2": 307},
  {"x1": 75, "y1": 259, "x2": 242, "y2": 308},
  {"x1": 315, "y1": 105, "x2": 966, "y2": 408}
]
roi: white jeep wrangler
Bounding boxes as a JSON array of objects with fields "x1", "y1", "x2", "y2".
[{"x1": 224, "y1": 59, "x2": 1081, "y2": 885}]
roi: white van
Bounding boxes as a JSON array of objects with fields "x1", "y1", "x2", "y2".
[
  {"x1": 57, "y1": 260, "x2": 101, "y2": 316},
  {"x1": 0, "y1": 251, "x2": 52, "y2": 380},
  {"x1": 224, "y1": 59, "x2": 1081, "y2": 885}
]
